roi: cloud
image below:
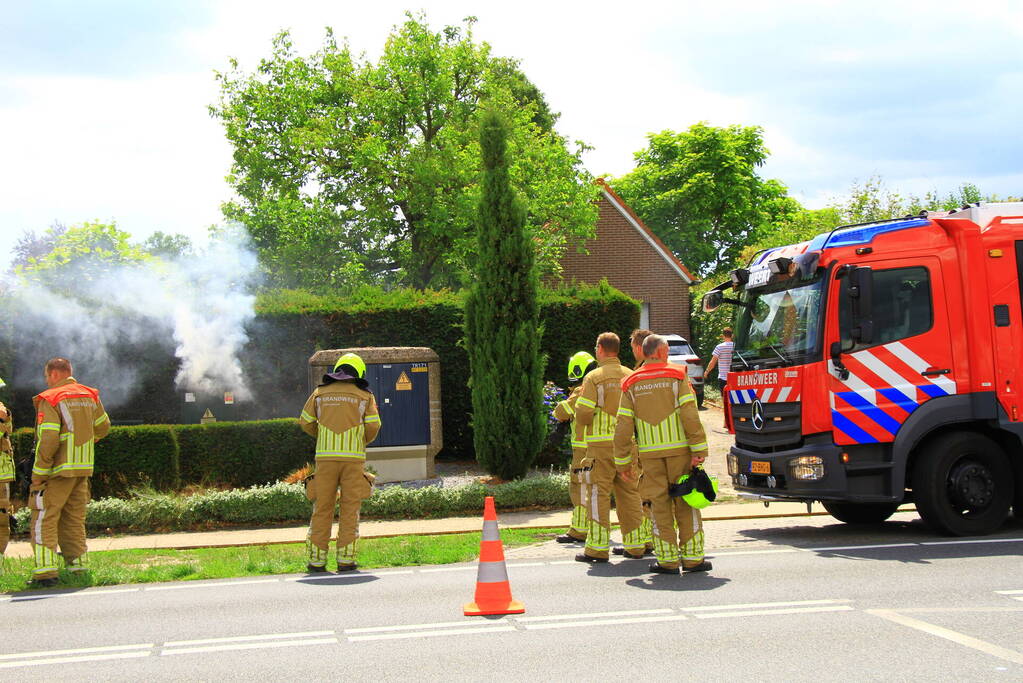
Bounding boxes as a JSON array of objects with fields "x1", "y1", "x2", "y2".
[{"x1": 2, "y1": 0, "x2": 1022, "y2": 268}]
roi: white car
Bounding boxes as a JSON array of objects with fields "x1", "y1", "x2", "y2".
[{"x1": 664, "y1": 334, "x2": 706, "y2": 409}]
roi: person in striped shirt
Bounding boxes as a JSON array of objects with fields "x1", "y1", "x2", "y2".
[{"x1": 705, "y1": 328, "x2": 734, "y2": 428}]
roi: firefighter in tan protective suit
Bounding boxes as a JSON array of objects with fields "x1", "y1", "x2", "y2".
[
  {"x1": 615, "y1": 334, "x2": 712, "y2": 575},
  {"x1": 553, "y1": 351, "x2": 596, "y2": 544},
  {"x1": 0, "y1": 400, "x2": 14, "y2": 568},
  {"x1": 574, "y1": 333, "x2": 647, "y2": 563},
  {"x1": 299, "y1": 352, "x2": 381, "y2": 572},
  {"x1": 30, "y1": 358, "x2": 110, "y2": 586}
]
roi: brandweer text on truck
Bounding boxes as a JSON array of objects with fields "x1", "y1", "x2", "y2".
[{"x1": 703, "y1": 203, "x2": 1023, "y2": 536}]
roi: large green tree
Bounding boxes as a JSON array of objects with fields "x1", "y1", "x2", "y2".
[
  {"x1": 212, "y1": 13, "x2": 597, "y2": 290},
  {"x1": 613, "y1": 123, "x2": 788, "y2": 276},
  {"x1": 464, "y1": 109, "x2": 545, "y2": 480},
  {"x1": 16, "y1": 221, "x2": 152, "y2": 297}
]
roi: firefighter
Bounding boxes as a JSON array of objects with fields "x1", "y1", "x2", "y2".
[
  {"x1": 553, "y1": 351, "x2": 597, "y2": 544},
  {"x1": 29, "y1": 358, "x2": 110, "y2": 586},
  {"x1": 298, "y1": 352, "x2": 381, "y2": 572},
  {"x1": 615, "y1": 334, "x2": 712, "y2": 575},
  {"x1": 0, "y1": 401, "x2": 14, "y2": 568},
  {"x1": 573, "y1": 332, "x2": 647, "y2": 563},
  {"x1": 610, "y1": 328, "x2": 655, "y2": 557}
]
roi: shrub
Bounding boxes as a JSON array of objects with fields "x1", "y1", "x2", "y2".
[
  {"x1": 175, "y1": 419, "x2": 313, "y2": 488},
  {"x1": 12, "y1": 473, "x2": 572, "y2": 534}
]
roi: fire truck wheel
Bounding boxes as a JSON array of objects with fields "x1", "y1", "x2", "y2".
[
  {"x1": 914, "y1": 431, "x2": 1014, "y2": 536},
  {"x1": 821, "y1": 501, "x2": 900, "y2": 525}
]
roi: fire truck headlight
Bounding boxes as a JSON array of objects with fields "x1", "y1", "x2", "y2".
[
  {"x1": 727, "y1": 453, "x2": 738, "y2": 476},
  {"x1": 789, "y1": 456, "x2": 825, "y2": 481}
]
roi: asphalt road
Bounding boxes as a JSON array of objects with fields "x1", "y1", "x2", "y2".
[{"x1": 4, "y1": 517, "x2": 1023, "y2": 682}]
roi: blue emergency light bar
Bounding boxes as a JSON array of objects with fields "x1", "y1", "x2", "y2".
[{"x1": 808, "y1": 217, "x2": 931, "y2": 250}]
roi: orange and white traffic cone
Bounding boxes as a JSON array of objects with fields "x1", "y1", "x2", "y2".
[{"x1": 463, "y1": 496, "x2": 525, "y2": 616}]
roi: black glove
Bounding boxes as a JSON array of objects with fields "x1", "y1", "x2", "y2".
[
  {"x1": 15, "y1": 458, "x2": 32, "y2": 499},
  {"x1": 7, "y1": 509, "x2": 15, "y2": 537},
  {"x1": 544, "y1": 420, "x2": 570, "y2": 451},
  {"x1": 668, "y1": 466, "x2": 717, "y2": 502}
]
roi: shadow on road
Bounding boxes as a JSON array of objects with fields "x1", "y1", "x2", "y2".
[
  {"x1": 293, "y1": 574, "x2": 380, "y2": 587},
  {"x1": 581, "y1": 559, "x2": 731, "y2": 591},
  {"x1": 733, "y1": 516, "x2": 1023, "y2": 565}
]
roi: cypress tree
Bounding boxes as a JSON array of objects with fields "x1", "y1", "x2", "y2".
[{"x1": 464, "y1": 109, "x2": 545, "y2": 480}]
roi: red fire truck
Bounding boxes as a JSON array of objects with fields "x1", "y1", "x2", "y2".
[{"x1": 703, "y1": 203, "x2": 1023, "y2": 535}]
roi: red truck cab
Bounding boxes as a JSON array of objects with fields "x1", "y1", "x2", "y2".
[{"x1": 703, "y1": 204, "x2": 1023, "y2": 535}]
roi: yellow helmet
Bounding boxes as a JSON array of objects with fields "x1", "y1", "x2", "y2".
[
  {"x1": 567, "y1": 351, "x2": 596, "y2": 382},
  {"x1": 333, "y1": 352, "x2": 366, "y2": 379}
]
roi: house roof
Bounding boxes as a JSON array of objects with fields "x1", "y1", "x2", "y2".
[{"x1": 595, "y1": 178, "x2": 697, "y2": 284}]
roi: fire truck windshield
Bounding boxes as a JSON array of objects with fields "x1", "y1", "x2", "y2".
[{"x1": 733, "y1": 275, "x2": 825, "y2": 367}]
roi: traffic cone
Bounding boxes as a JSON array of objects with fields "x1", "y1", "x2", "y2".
[{"x1": 463, "y1": 496, "x2": 525, "y2": 616}]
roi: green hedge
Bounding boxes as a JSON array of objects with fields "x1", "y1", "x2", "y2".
[
  {"x1": 5, "y1": 281, "x2": 639, "y2": 462},
  {"x1": 175, "y1": 419, "x2": 313, "y2": 488},
  {"x1": 249, "y1": 280, "x2": 639, "y2": 460},
  {"x1": 10, "y1": 419, "x2": 313, "y2": 498},
  {"x1": 11, "y1": 474, "x2": 572, "y2": 534}
]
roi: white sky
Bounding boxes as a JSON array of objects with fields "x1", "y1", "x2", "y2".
[{"x1": 2, "y1": 0, "x2": 1021, "y2": 268}]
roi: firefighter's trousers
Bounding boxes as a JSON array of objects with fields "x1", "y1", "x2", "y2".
[
  {"x1": 582, "y1": 445, "x2": 647, "y2": 559},
  {"x1": 0, "y1": 482, "x2": 11, "y2": 562},
  {"x1": 639, "y1": 454, "x2": 704, "y2": 570},
  {"x1": 567, "y1": 447, "x2": 588, "y2": 540},
  {"x1": 633, "y1": 445, "x2": 654, "y2": 549},
  {"x1": 307, "y1": 459, "x2": 372, "y2": 567},
  {"x1": 29, "y1": 476, "x2": 90, "y2": 579}
]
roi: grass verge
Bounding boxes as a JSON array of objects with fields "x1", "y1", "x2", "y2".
[{"x1": 0, "y1": 527, "x2": 563, "y2": 593}]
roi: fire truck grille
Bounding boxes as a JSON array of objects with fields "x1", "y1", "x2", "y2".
[{"x1": 732, "y1": 401, "x2": 802, "y2": 452}]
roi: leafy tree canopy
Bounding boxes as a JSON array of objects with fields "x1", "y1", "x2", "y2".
[
  {"x1": 16, "y1": 221, "x2": 152, "y2": 296},
  {"x1": 212, "y1": 12, "x2": 597, "y2": 290},
  {"x1": 612, "y1": 123, "x2": 788, "y2": 276}
]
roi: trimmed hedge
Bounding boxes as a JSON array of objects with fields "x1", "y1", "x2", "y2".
[
  {"x1": 11, "y1": 474, "x2": 572, "y2": 534},
  {"x1": 175, "y1": 419, "x2": 313, "y2": 488},
  {"x1": 5, "y1": 281, "x2": 639, "y2": 462},
  {"x1": 11, "y1": 419, "x2": 313, "y2": 498}
]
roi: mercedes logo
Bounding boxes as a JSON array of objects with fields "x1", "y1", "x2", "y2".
[{"x1": 751, "y1": 399, "x2": 765, "y2": 431}]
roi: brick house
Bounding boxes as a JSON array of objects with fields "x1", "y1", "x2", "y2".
[{"x1": 557, "y1": 178, "x2": 697, "y2": 339}]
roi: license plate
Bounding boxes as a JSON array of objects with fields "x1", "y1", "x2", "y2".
[{"x1": 750, "y1": 461, "x2": 771, "y2": 475}]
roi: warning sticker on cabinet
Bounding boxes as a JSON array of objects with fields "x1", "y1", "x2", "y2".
[{"x1": 395, "y1": 372, "x2": 412, "y2": 391}]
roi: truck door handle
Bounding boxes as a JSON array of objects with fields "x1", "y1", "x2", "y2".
[{"x1": 921, "y1": 368, "x2": 950, "y2": 377}]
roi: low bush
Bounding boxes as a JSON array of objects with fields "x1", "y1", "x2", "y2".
[{"x1": 11, "y1": 473, "x2": 571, "y2": 534}]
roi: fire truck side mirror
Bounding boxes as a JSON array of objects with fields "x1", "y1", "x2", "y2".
[
  {"x1": 702, "y1": 289, "x2": 724, "y2": 313},
  {"x1": 848, "y1": 266, "x2": 874, "y2": 345}
]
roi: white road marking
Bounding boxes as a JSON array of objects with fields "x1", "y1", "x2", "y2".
[
  {"x1": 505, "y1": 562, "x2": 546, "y2": 567},
  {"x1": 161, "y1": 638, "x2": 338, "y2": 656},
  {"x1": 804, "y1": 543, "x2": 918, "y2": 552},
  {"x1": 345, "y1": 621, "x2": 505, "y2": 634},
  {"x1": 548, "y1": 560, "x2": 578, "y2": 565},
  {"x1": 146, "y1": 579, "x2": 279, "y2": 592},
  {"x1": 994, "y1": 590, "x2": 1023, "y2": 595},
  {"x1": 419, "y1": 566, "x2": 476, "y2": 573},
  {"x1": 867, "y1": 609, "x2": 1023, "y2": 666},
  {"x1": 0, "y1": 643, "x2": 154, "y2": 661},
  {"x1": 348, "y1": 626, "x2": 516, "y2": 642},
  {"x1": 711, "y1": 549, "x2": 800, "y2": 557},
  {"x1": 694, "y1": 605, "x2": 855, "y2": 619},
  {"x1": 165, "y1": 631, "x2": 334, "y2": 647},
  {"x1": 516, "y1": 608, "x2": 673, "y2": 622},
  {"x1": 0, "y1": 651, "x2": 151, "y2": 669},
  {"x1": 11, "y1": 587, "x2": 140, "y2": 601},
  {"x1": 523, "y1": 614, "x2": 689, "y2": 630},
  {"x1": 283, "y1": 573, "x2": 372, "y2": 582},
  {"x1": 683, "y1": 599, "x2": 850, "y2": 612},
  {"x1": 920, "y1": 538, "x2": 1023, "y2": 546}
]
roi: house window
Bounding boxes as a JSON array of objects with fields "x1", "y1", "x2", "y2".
[{"x1": 640, "y1": 302, "x2": 650, "y2": 330}]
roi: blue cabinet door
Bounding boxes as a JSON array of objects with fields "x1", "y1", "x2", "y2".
[{"x1": 365, "y1": 363, "x2": 430, "y2": 447}]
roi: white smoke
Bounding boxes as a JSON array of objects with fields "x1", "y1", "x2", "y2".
[{"x1": 10, "y1": 232, "x2": 260, "y2": 408}]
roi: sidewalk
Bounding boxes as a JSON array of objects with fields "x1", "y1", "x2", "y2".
[{"x1": 4, "y1": 501, "x2": 900, "y2": 559}]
